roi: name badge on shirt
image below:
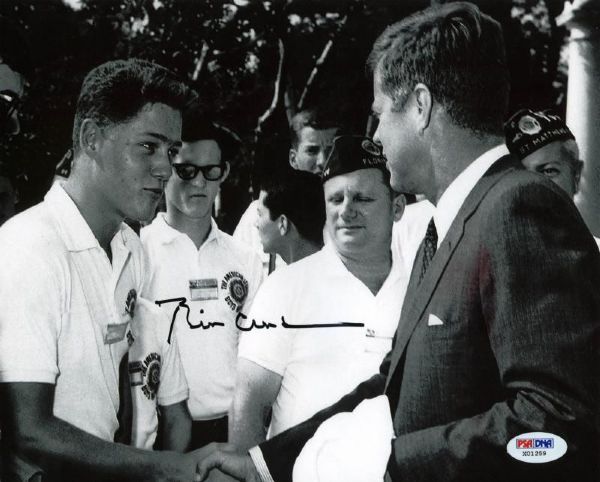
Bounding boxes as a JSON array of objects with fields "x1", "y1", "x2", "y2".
[
  {"x1": 128, "y1": 361, "x2": 143, "y2": 386},
  {"x1": 365, "y1": 328, "x2": 393, "y2": 354},
  {"x1": 104, "y1": 322, "x2": 129, "y2": 345},
  {"x1": 189, "y1": 278, "x2": 219, "y2": 301}
]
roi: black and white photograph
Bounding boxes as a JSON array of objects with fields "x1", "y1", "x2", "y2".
[{"x1": 1, "y1": 0, "x2": 599, "y2": 481}]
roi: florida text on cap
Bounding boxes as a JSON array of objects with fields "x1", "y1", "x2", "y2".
[{"x1": 321, "y1": 135, "x2": 387, "y2": 183}]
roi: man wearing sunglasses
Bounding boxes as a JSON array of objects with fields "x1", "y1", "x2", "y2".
[
  {"x1": 0, "y1": 16, "x2": 30, "y2": 227},
  {"x1": 0, "y1": 17, "x2": 27, "y2": 138},
  {"x1": 141, "y1": 108, "x2": 264, "y2": 451}
]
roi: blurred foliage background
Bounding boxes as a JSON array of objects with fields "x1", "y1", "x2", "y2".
[{"x1": 0, "y1": 0, "x2": 571, "y2": 232}]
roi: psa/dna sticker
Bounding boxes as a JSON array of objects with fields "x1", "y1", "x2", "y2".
[{"x1": 507, "y1": 432, "x2": 567, "y2": 463}]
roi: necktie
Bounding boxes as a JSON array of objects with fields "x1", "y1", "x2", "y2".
[
  {"x1": 114, "y1": 352, "x2": 133, "y2": 444},
  {"x1": 419, "y1": 218, "x2": 438, "y2": 283}
]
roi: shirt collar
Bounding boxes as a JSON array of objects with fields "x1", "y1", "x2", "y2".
[
  {"x1": 150, "y1": 212, "x2": 221, "y2": 248},
  {"x1": 45, "y1": 182, "x2": 130, "y2": 252},
  {"x1": 324, "y1": 236, "x2": 400, "y2": 281},
  {"x1": 433, "y1": 144, "x2": 509, "y2": 246},
  {"x1": 205, "y1": 218, "x2": 220, "y2": 245}
]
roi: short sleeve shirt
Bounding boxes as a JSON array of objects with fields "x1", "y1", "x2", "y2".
[
  {"x1": 0, "y1": 183, "x2": 145, "y2": 440},
  {"x1": 237, "y1": 243, "x2": 409, "y2": 436},
  {"x1": 141, "y1": 214, "x2": 264, "y2": 420},
  {"x1": 127, "y1": 297, "x2": 188, "y2": 450}
]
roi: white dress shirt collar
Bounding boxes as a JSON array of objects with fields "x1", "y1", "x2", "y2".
[{"x1": 433, "y1": 144, "x2": 509, "y2": 247}]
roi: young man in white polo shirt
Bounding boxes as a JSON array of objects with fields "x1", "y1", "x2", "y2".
[
  {"x1": 141, "y1": 111, "x2": 263, "y2": 450},
  {"x1": 255, "y1": 170, "x2": 325, "y2": 264},
  {"x1": 0, "y1": 59, "x2": 212, "y2": 481},
  {"x1": 233, "y1": 109, "x2": 339, "y2": 274},
  {"x1": 229, "y1": 135, "x2": 409, "y2": 450}
]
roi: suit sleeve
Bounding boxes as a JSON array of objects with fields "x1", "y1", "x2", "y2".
[
  {"x1": 386, "y1": 181, "x2": 600, "y2": 481},
  {"x1": 255, "y1": 352, "x2": 392, "y2": 482}
]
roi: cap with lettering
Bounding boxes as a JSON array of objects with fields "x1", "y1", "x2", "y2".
[
  {"x1": 504, "y1": 109, "x2": 575, "y2": 160},
  {"x1": 322, "y1": 135, "x2": 387, "y2": 183}
]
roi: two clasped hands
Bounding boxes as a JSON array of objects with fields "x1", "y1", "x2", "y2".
[{"x1": 183, "y1": 443, "x2": 260, "y2": 482}]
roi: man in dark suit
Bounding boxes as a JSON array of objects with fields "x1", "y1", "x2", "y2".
[{"x1": 196, "y1": 3, "x2": 600, "y2": 481}]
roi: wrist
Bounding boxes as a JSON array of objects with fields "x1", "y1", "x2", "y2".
[
  {"x1": 154, "y1": 451, "x2": 188, "y2": 480},
  {"x1": 245, "y1": 457, "x2": 263, "y2": 482}
]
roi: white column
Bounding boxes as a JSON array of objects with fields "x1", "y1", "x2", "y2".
[{"x1": 557, "y1": 0, "x2": 600, "y2": 236}]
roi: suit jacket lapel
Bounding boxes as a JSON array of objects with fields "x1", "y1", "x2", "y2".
[{"x1": 385, "y1": 155, "x2": 519, "y2": 390}]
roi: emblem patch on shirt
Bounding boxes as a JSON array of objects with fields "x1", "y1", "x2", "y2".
[
  {"x1": 221, "y1": 271, "x2": 249, "y2": 312},
  {"x1": 125, "y1": 289, "x2": 137, "y2": 318},
  {"x1": 136, "y1": 352, "x2": 161, "y2": 401},
  {"x1": 189, "y1": 278, "x2": 219, "y2": 301}
]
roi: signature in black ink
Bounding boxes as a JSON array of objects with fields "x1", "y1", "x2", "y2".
[
  {"x1": 154, "y1": 296, "x2": 365, "y2": 344},
  {"x1": 235, "y1": 312, "x2": 277, "y2": 331},
  {"x1": 155, "y1": 297, "x2": 225, "y2": 344},
  {"x1": 280, "y1": 316, "x2": 364, "y2": 329}
]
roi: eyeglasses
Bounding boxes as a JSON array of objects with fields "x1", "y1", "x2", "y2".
[
  {"x1": 172, "y1": 163, "x2": 226, "y2": 181},
  {"x1": 0, "y1": 90, "x2": 21, "y2": 125}
]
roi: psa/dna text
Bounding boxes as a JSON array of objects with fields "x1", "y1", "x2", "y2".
[
  {"x1": 515, "y1": 438, "x2": 554, "y2": 449},
  {"x1": 507, "y1": 432, "x2": 566, "y2": 464}
]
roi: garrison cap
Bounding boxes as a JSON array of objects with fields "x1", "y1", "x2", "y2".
[
  {"x1": 322, "y1": 135, "x2": 387, "y2": 183},
  {"x1": 504, "y1": 109, "x2": 575, "y2": 160}
]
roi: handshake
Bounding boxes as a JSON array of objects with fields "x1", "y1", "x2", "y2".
[{"x1": 180, "y1": 443, "x2": 261, "y2": 482}]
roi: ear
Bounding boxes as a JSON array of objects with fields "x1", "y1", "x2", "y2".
[
  {"x1": 289, "y1": 148, "x2": 298, "y2": 170},
  {"x1": 279, "y1": 215, "x2": 289, "y2": 236},
  {"x1": 79, "y1": 119, "x2": 104, "y2": 160},
  {"x1": 574, "y1": 159, "x2": 584, "y2": 194},
  {"x1": 413, "y1": 83, "x2": 433, "y2": 135},
  {"x1": 220, "y1": 161, "x2": 231, "y2": 184},
  {"x1": 392, "y1": 193, "x2": 406, "y2": 222}
]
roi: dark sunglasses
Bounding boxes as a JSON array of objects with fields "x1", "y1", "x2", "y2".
[
  {"x1": 172, "y1": 163, "x2": 226, "y2": 181},
  {"x1": 0, "y1": 90, "x2": 21, "y2": 123}
]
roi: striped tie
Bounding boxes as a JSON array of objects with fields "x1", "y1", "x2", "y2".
[{"x1": 419, "y1": 218, "x2": 438, "y2": 284}]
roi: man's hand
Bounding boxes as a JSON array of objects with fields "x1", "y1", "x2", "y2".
[
  {"x1": 195, "y1": 443, "x2": 261, "y2": 482},
  {"x1": 203, "y1": 469, "x2": 238, "y2": 482},
  {"x1": 155, "y1": 448, "x2": 216, "y2": 482}
]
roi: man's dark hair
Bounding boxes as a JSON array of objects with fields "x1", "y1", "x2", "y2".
[
  {"x1": 0, "y1": 16, "x2": 32, "y2": 78},
  {"x1": 367, "y1": 2, "x2": 509, "y2": 136},
  {"x1": 290, "y1": 109, "x2": 339, "y2": 149},
  {"x1": 182, "y1": 102, "x2": 239, "y2": 164},
  {"x1": 72, "y1": 58, "x2": 193, "y2": 152},
  {"x1": 261, "y1": 170, "x2": 325, "y2": 245}
]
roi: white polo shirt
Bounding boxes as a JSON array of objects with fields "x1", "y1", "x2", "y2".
[
  {"x1": 127, "y1": 297, "x2": 189, "y2": 450},
  {"x1": 0, "y1": 183, "x2": 145, "y2": 474},
  {"x1": 141, "y1": 214, "x2": 264, "y2": 420},
  {"x1": 233, "y1": 199, "x2": 285, "y2": 275},
  {"x1": 237, "y1": 242, "x2": 408, "y2": 437}
]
